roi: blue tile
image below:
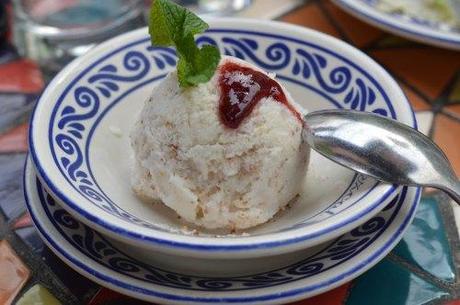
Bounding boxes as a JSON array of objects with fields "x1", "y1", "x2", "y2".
[
  {"x1": 393, "y1": 196, "x2": 456, "y2": 282},
  {"x1": 15, "y1": 226, "x2": 44, "y2": 252},
  {"x1": 41, "y1": 247, "x2": 99, "y2": 300},
  {"x1": 346, "y1": 259, "x2": 449, "y2": 305},
  {"x1": 0, "y1": 153, "x2": 27, "y2": 220},
  {"x1": 0, "y1": 92, "x2": 36, "y2": 132}
]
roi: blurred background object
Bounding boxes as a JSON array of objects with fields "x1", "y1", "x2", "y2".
[
  {"x1": 11, "y1": 0, "x2": 254, "y2": 78},
  {"x1": 12, "y1": 0, "x2": 145, "y2": 77}
]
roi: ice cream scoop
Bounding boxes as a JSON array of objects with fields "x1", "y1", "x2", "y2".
[{"x1": 131, "y1": 56, "x2": 309, "y2": 230}]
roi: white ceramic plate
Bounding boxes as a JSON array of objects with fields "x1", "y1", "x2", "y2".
[
  {"x1": 29, "y1": 19, "x2": 415, "y2": 258},
  {"x1": 24, "y1": 157, "x2": 421, "y2": 305},
  {"x1": 334, "y1": 0, "x2": 460, "y2": 50}
]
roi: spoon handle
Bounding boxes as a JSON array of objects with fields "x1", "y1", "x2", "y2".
[{"x1": 440, "y1": 179, "x2": 460, "y2": 205}]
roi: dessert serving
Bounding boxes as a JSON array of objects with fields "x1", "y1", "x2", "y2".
[{"x1": 131, "y1": 0, "x2": 309, "y2": 230}]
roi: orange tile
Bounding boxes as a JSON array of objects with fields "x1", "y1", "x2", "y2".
[
  {"x1": 434, "y1": 114, "x2": 460, "y2": 176},
  {"x1": 289, "y1": 282, "x2": 351, "y2": 305},
  {"x1": 0, "y1": 123, "x2": 28, "y2": 153},
  {"x1": 400, "y1": 83, "x2": 431, "y2": 111},
  {"x1": 322, "y1": 0, "x2": 384, "y2": 47},
  {"x1": 0, "y1": 60, "x2": 44, "y2": 93},
  {"x1": 282, "y1": 3, "x2": 340, "y2": 38},
  {"x1": 0, "y1": 240, "x2": 30, "y2": 305},
  {"x1": 446, "y1": 104, "x2": 460, "y2": 116},
  {"x1": 371, "y1": 48, "x2": 460, "y2": 100}
]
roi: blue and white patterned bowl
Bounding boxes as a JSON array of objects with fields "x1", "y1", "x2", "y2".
[
  {"x1": 29, "y1": 19, "x2": 415, "y2": 259},
  {"x1": 334, "y1": 0, "x2": 460, "y2": 50},
  {"x1": 24, "y1": 157, "x2": 421, "y2": 304}
]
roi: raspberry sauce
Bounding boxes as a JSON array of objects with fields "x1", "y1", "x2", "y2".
[{"x1": 218, "y1": 62, "x2": 302, "y2": 129}]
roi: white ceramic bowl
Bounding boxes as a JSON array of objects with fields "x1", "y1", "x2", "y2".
[{"x1": 29, "y1": 18, "x2": 415, "y2": 259}]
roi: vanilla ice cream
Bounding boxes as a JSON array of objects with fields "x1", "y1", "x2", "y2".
[{"x1": 131, "y1": 56, "x2": 309, "y2": 230}]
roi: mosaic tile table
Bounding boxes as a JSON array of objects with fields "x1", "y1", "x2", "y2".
[{"x1": 0, "y1": 0, "x2": 460, "y2": 304}]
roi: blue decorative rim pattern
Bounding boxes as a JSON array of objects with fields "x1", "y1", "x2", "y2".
[
  {"x1": 24, "y1": 158, "x2": 422, "y2": 304},
  {"x1": 333, "y1": 0, "x2": 460, "y2": 50},
  {"x1": 29, "y1": 24, "x2": 416, "y2": 253}
]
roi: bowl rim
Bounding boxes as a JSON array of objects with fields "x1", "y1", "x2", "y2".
[
  {"x1": 333, "y1": 0, "x2": 460, "y2": 50},
  {"x1": 29, "y1": 18, "x2": 417, "y2": 255}
]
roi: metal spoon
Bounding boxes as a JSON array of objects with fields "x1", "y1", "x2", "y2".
[{"x1": 303, "y1": 109, "x2": 460, "y2": 204}]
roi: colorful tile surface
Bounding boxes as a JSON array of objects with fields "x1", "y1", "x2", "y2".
[
  {"x1": 346, "y1": 259, "x2": 449, "y2": 305},
  {"x1": 40, "y1": 248, "x2": 98, "y2": 301},
  {"x1": 0, "y1": 154, "x2": 27, "y2": 220},
  {"x1": 0, "y1": 123, "x2": 28, "y2": 153},
  {"x1": 15, "y1": 226, "x2": 44, "y2": 253},
  {"x1": 0, "y1": 240, "x2": 30, "y2": 305},
  {"x1": 0, "y1": 1, "x2": 459, "y2": 305},
  {"x1": 0, "y1": 92, "x2": 36, "y2": 132},
  {"x1": 434, "y1": 114, "x2": 460, "y2": 175},
  {"x1": 282, "y1": 2, "x2": 341, "y2": 38},
  {"x1": 16, "y1": 284, "x2": 61, "y2": 305},
  {"x1": 88, "y1": 288, "x2": 152, "y2": 305},
  {"x1": 370, "y1": 48, "x2": 460, "y2": 101},
  {"x1": 393, "y1": 197, "x2": 456, "y2": 282},
  {"x1": 0, "y1": 59, "x2": 44, "y2": 93}
]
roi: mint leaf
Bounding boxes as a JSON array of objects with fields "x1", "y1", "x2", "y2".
[{"x1": 149, "y1": 0, "x2": 221, "y2": 88}]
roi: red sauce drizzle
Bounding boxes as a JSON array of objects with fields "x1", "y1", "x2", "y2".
[{"x1": 218, "y1": 62, "x2": 303, "y2": 129}]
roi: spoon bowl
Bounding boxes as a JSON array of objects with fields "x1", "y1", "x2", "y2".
[{"x1": 303, "y1": 109, "x2": 460, "y2": 203}]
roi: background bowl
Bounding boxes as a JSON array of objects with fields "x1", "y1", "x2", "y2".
[{"x1": 29, "y1": 18, "x2": 415, "y2": 259}]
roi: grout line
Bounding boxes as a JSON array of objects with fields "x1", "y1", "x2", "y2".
[
  {"x1": 4, "y1": 230, "x2": 82, "y2": 305},
  {"x1": 388, "y1": 253, "x2": 457, "y2": 293},
  {"x1": 441, "y1": 108, "x2": 460, "y2": 122},
  {"x1": 434, "y1": 192, "x2": 460, "y2": 295},
  {"x1": 317, "y1": 1, "x2": 351, "y2": 43},
  {"x1": 361, "y1": 33, "x2": 390, "y2": 51},
  {"x1": 275, "y1": 0, "x2": 313, "y2": 21},
  {"x1": 377, "y1": 62, "x2": 434, "y2": 107},
  {"x1": 428, "y1": 112, "x2": 437, "y2": 139}
]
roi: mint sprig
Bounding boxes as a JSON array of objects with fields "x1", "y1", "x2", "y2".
[{"x1": 149, "y1": 0, "x2": 221, "y2": 88}]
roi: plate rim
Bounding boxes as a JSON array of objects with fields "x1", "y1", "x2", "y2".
[
  {"x1": 333, "y1": 0, "x2": 460, "y2": 50},
  {"x1": 28, "y1": 19, "x2": 416, "y2": 254},
  {"x1": 24, "y1": 156, "x2": 422, "y2": 304}
]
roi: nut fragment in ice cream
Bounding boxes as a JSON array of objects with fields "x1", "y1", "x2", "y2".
[{"x1": 131, "y1": 56, "x2": 309, "y2": 230}]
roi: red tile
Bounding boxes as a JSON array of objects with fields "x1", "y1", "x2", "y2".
[
  {"x1": 0, "y1": 59, "x2": 44, "y2": 93},
  {"x1": 12, "y1": 212, "x2": 33, "y2": 230},
  {"x1": 322, "y1": 1, "x2": 384, "y2": 47},
  {"x1": 289, "y1": 282, "x2": 351, "y2": 305},
  {"x1": 371, "y1": 48, "x2": 460, "y2": 100},
  {"x1": 282, "y1": 3, "x2": 340, "y2": 38},
  {"x1": 0, "y1": 240, "x2": 30, "y2": 305},
  {"x1": 0, "y1": 123, "x2": 28, "y2": 153},
  {"x1": 88, "y1": 288, "x2": 153, "y2": 305}
]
